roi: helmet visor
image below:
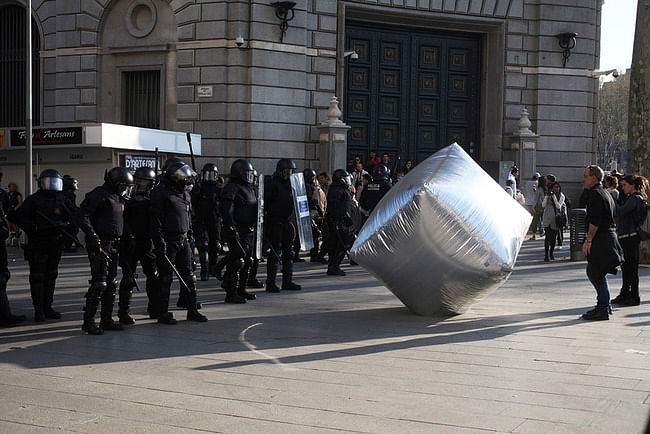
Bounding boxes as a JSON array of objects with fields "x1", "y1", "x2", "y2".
[
  {"x1": 245, "y1": 170, "x2": 255, "y2": 185},
  {"x1": 118, "y1": 184, "x2": 133, "y2": 198},
  {"x1": 203, "y1": 170, "x2": 218, "y2": 182},
  {"x1": 344, "y1": 175, "x2": 352, "y2": 187},
  {"x1": 134, "y1": 178, "x2": 153, "y2": 194},
  {"x1": 41, "y1": 176, "x2": 63, "y2": 192}
]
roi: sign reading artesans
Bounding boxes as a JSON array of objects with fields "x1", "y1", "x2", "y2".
[{"x1": 11, "y1": 127, "x2": 83, "y2": 146}]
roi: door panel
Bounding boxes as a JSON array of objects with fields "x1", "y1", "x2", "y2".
[{"x1": 345, "y1": 23, "x2": 481, "y2": 166}]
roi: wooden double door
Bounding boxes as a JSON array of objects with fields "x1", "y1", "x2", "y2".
[{"x1": 344, "y1": 22, "x2": 482, "y2": 165}]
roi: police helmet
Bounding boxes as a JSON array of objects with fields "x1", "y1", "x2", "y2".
[
  {"x1": 164, "y1": 161, "x2": 195, "y2": 193},
  {"x1": 373, "y1": 164, "x2": 389, "y2": 181},
  {"x1": 276, "y1": 158, "x2": 297, "y2": 181},
  {"x1": 303, "y1": 168, "x2": 317, "y2": 184},
  {"x1": 105, "y1": 167, "x2": 135, "y2": 197},
  {"x1": 230, "y1": 159, "x2": 255, "y2": 185},
  {"x1": 38, "y1": 169, "x2": 63, "y2": 192},
  {"x1": 62, "y1": 174, "x2": 78, "y2": 191},
  {"x1": 201, "y1": 163, "x2": 219, "y2": 183},
  {"x1": 133, "y1": 166, "x2": 157, "y2": 194},
  {"x1": 161, "y1": 157, "x2": 185, "y2": 174},
  {"x1": 332, "y1": 169, "x2": 352, "y2": 188}
]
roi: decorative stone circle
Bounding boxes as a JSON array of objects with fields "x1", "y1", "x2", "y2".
[{"x1": 125, "y1": 0, "x2": 157, "y2": 38}]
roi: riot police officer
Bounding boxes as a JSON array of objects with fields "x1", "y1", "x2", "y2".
[
  {"x1": 192, "y1": 163, "x2": 223, "y2": 281},
  {"x1": 9, "y1": 169, "x2": 75, "y2": 322},
  {"x1": 264, "y1": 159, "x2": 301, "y2": 292},
  {"x1": 326, "y1": 169, "x2": 355, "y2": 276},
  {"x1": 0, "y1": 209, "x2": 25, "y2": 327},
  {"x1": 219, "y1": 160, "x2": 259, "y2": 303},
  {"x1": 151, "y1": 161, "x2": 207, "y2": 324},
  {"x1": 360, "y1": 164, "x2": 392, "y2": 215},
  {"x1": 62, "y1": 175, "x2": 81, "y2": 251},
  {"x1": 118, "y1": 166, "x2": 159, "y2": 324},
  {"x1": 78, "y1": 167, "x2": 134, "y2": 334}
]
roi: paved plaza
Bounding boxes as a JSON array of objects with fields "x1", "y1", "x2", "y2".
[{"x1": 1, "y1": 239, "x2": 649, "y2": 433}]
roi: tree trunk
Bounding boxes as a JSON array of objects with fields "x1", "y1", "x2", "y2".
[{"x1": 628, "y1": 0, "x2": 650, "y2": 262}]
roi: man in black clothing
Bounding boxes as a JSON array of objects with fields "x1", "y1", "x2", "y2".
[
  {"x1": 264, "y1": 159, "x2": 301, "y2": 292},
  {"x1": 62, "y1": 175, "x2": 81, "y2": 251},
  {"x1": 9, "y1": 169, "x2": 74, "y2": 322},
  {"x1": 78, "y1": 167, "x2": 134, "y2": 334},
  {"x1": 360, "y1": 164, "x2": 392, "y2": 216},
  {"x1": 192, "y1": 163, "x2": 223, "y2": 281},
  {"x1": 219, "y1": 160, "x2": 259, "y2": 303},
  {"x1": 0, "y1": 190, "x2": 25, "y2": 327},
  {"x1": 151, "y1": 161, "x2": 207, "y2": 324},
  {"x1": 118, "y1": 166, "x2": 159, "y2": 324},
  {"x1": 326, "y1": 169, "x2": 354, "y2": 276},
  {"x1": 581, "y1": 165, "x2": 624, "y2": 321}
]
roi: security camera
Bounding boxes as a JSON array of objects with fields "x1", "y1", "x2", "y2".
[
  {"x1": 350, "y1": 52, "x2": 359, "y2": 60},
  {"x1": 612, "y1": 70, "x2": 619, "y2": 78},
  {"x1": 235, "y1": 35, "x2": 245, "y2": 48}
]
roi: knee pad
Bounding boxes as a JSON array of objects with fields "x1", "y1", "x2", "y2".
[{"x1": 244, "y1": 256, "x2": 254, "y2": 268}]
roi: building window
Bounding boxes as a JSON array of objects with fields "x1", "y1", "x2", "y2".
[
  {"x1": 121, "y1": 70, "x2": 160, "y2": 129},
  {"x1": 0, "y1": 5, "x2": 40, "y2": 127}
]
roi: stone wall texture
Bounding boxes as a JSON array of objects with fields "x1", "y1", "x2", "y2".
[{"x1": 15, "y1": 0, "x2": 601, "y2": 194}]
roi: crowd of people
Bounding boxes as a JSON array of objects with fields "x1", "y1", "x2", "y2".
[
  {"x1": 0, "y1": 154, "x2": 411, "y2": 333},
  {"x1": 507, "y1": 164, "x2": 648, "y2": 320}
]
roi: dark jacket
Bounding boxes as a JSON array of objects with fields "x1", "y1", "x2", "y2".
[
  {"x1": 8, "y1": 190, "x2": 74, "y2": 242},
  {"x1": 616, "y1": 192, "x2": 645, "y2": 236},
  {"x1": 79, "y1": 184, "x2": 125, "y2": 241},
  {"x1": 326, "y1": 183, "x2": 352, "y2": 220},
  {"x1": 219, "y1": 181, "x2": 257, "y2": 228},
  {"x1": 264, "y1": 174, "x2": 293, "y2": 220},
  {"x1": 586, "y1": 184, "x2": 624, "y2": 272},
  {"x1": 150, "y1": 183, "x2": 192, "y2": 246}
]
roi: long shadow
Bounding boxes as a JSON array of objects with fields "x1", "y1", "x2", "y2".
[{"x1": 0, "y1": 302, "x2": 590, "y2": 370}]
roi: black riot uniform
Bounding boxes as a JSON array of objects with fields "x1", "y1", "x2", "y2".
[
  {"x1": 264, "y1": 159, "x2": 301, "y2": 292},
  {"x1": 360, "y1": 164, "x2": 392, "y2": 215},
  {"x1": 78, "y1": 167, "x2": 134, "y2": 335},
  {"x1": 326, "y1": 169, "x2": 355, "y2": 276},
  {"x1": 118, "y1": 167, "x2": 159, "y2": 325},
  {"x1": 0, "y1": 168, "x2": 10, "y2": 214},
  {"x1": 9, "y1": 170, "x2": 75, "y2": 322},
  {"x1": 0, "y1": 182, "x2": 25, "y2": 327},
  {"x1": 219, "y1": 160, "x2": 259, "y2": 303},
  {"x1": 192, "y1": 163, "x2": 223, "y2": 281},
  {"x1": 151, "y1": 162, "x2": 207, "y2": 324},
  {"x1": 62, "y1": 175, "x2": 81, "y2": 251}
]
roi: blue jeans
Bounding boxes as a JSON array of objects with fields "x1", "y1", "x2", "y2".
[{"x1": 586, "y1": 262, "x2": 611, "y2": 312}]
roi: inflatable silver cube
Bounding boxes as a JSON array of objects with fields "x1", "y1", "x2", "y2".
[{"x1": 350, "y1": 143, "x2": 531, "y2": 316}]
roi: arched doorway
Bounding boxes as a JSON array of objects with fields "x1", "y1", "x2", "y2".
[{"x1": 0, "y1": 4, "x2": 40, "y2": 127}]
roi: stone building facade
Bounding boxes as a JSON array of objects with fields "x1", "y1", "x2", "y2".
[{"x1": 1, "y1": 0, "x2": 602, "y2": 197}]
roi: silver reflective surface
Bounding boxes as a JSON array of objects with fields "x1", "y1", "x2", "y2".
[{"x1": 350, "y1": 143, "x2": 532, "y2": 316}]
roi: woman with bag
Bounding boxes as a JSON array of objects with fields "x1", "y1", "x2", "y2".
[
  {"x1": 612, "y1": 174, "x2": 649, "y2": 306},
  {"x1": 542, "y1": 182, "x2": 567, "y2": 261}
]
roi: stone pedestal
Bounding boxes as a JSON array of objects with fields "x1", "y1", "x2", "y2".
[
  {"x1": 503, "y1": 108, "x2": 539, "y2": 181},
  {"x1": 317, "y1": 96, "x2": 350, "y2": 175}
]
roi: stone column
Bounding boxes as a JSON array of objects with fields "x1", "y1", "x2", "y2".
[
  {"x1": 317, "y1": 96, "x2": 350, "y2": 175},
  {"x1": 503, "y1": 108, "x2": 539, "y2": 180}
]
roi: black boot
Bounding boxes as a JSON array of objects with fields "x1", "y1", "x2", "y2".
[
  {"x1": 100, "y1": 282, "x2": 123, "y2": 331},
  {"x1": 29, "y1": 278, "x2": 45, "y2": 322},
  {"x1": 0, "y1": 278, "x2": 26, "y2": 327},
  {"x1": 117, "y1": 279, "x2": 135, "y2": 325},
  {"x1": 82, "y1": 292, "x2": 103, "y2": 335},
  {"x1": 185, "y1": 281, "x2": 208, "y2": 322},
  {"x1": 611, "y1": 288, "x2": 631, "y2": 304},
  {"x1": 224, "y1": 267, "x2": 246, "y2": 303},
  {"x1": 198, "y1": 250, "x2": 210, "y2": 281},
  {"x1": 282, "y1": 267, "x2": 301, "y2": 291},
  {"x1": 237, "y1": 267, "x2": 256, "y2": 300},
  {"x1": 266, "y1": 259, "x2": 281, "y2": 293},
  {"x1": 246, "y1": 259, "x2": 264, "y2": 288}
]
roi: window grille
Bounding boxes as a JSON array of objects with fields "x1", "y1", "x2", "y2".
[
  {"x1": 121, "y1": 70, "x2": 161, "y2": 129},
  {"x1": 0, "y1": 5, "x2": 40, "y2": 127}
]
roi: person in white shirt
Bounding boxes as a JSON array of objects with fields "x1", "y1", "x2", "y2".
[{"x1": 507, "y1": 166, "x2": 518, "y2": 198}]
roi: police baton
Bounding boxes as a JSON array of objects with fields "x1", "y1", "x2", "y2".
[
  {"x1": 228, "y1": 226, "x2": 247, "y2": 257},
  {"x1": 262, "y1": 235, "x2": 283, "y2": 263},
  {"x1": 160, "y1": 253, "x2": 192, "y2": 293},
  {"x1": 186, "y1": 132, "x2": 197, "y2": 172}
]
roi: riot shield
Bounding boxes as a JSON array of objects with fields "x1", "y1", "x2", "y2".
[
  {"x1": 290, "y1": 172, "x2": 315, "y2": 251},
  {"x1": 255, "y1": 172, "x2": 264, "y2": 260}
]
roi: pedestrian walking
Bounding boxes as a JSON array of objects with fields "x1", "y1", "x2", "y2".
[{"x1": 541, "y1": 182, "x2": 567, "y2": 261}]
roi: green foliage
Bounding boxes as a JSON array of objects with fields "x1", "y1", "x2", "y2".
[{"x1": 597, "y1": 73, "x2": 630, "y2": 168}]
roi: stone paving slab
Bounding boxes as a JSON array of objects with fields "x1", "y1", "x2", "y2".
[{"x1": 1, "y1": 240, "x2": 649, "y2": 433}]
